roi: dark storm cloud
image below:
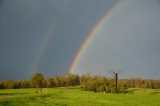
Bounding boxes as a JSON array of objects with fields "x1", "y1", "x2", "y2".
[{"x1": 0, "y1": 0, "x2": 117, "y2": 80}]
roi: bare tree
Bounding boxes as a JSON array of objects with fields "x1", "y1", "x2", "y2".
[{"x1": 108, "y1": 68, "x2": 124, "y2": 93}]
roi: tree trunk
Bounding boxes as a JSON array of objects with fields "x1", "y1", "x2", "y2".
[{"x1": 115, "y1": 73, "x2": 118, "y2": 93}]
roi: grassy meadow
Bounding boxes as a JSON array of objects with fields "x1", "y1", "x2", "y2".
[{"x1": 0, "y1": 88, "x2": 160, "y2": 106}]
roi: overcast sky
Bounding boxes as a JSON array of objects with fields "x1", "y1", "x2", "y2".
[
  {"x1": 75, "y1": 0, "x2": 160, "y2": 79},
  {"x1": 0, "y1": 0, "x2": 160, "y2": 80}
]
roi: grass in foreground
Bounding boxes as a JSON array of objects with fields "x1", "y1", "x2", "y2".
[{"x1": 0, "y1": 88, "x2": 160, "y2": 106}]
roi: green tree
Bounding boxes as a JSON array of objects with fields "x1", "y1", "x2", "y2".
[
  {"x1": 31, "y1": 72, "x2": 44, "y2": 88},
  {"x1": 2, "y1": 80, "x2": 14, "y2": 89},
  {"x1": 66, "y1": 74, "x2": 80, "y2": 86}
]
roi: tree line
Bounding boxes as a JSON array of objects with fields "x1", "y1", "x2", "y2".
[
  {"x1": 80, "y1": 73, "x2": 160, "y2": 93},
  {"x1": 0, "y1": 73, "x2": 80, "y2": 89},
  {"x1": 0, "y1": 72, "x2": 160, "y2": 93}
]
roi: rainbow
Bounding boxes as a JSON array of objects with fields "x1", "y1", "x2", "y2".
[
  {"x1": 31, "y1": 1, "x2": 72, "y2": 75},
  {"x1": 31, "y1": 19, "x2": 57, "y2": 75},
  {"x1": 67, "y1": 0, "x2": 124, "y2": 75}
]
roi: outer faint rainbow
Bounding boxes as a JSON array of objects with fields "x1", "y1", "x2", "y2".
[
  {"x1": 31, "y1": 16, "x2": 68, "y2": 75},
  {"x1": 31, "y1": 22, "x2": 55, "y2": 74},
  {"x1": 67, "y1": 0, "x2": 124, "y2": 75},
  {"x1": 30, "y1": 1, "x2": 72, "y2": 76}
]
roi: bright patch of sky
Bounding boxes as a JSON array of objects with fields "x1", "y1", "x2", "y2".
[{"x1": 75, "y1": 0, "x2": 160, "y2": 79}]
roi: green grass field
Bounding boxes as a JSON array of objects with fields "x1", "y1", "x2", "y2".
[{"x1": 0, "y1": 88, "x2": 160, "y2": 106}]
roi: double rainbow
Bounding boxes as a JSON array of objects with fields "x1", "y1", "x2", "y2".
[{"x1": 31, "y1": 0, "x2": 124, "y2": 76}]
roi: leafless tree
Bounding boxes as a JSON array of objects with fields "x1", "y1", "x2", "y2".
[{"x1": 108, "y1": 68, "x2": 124, "y2": 93}]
